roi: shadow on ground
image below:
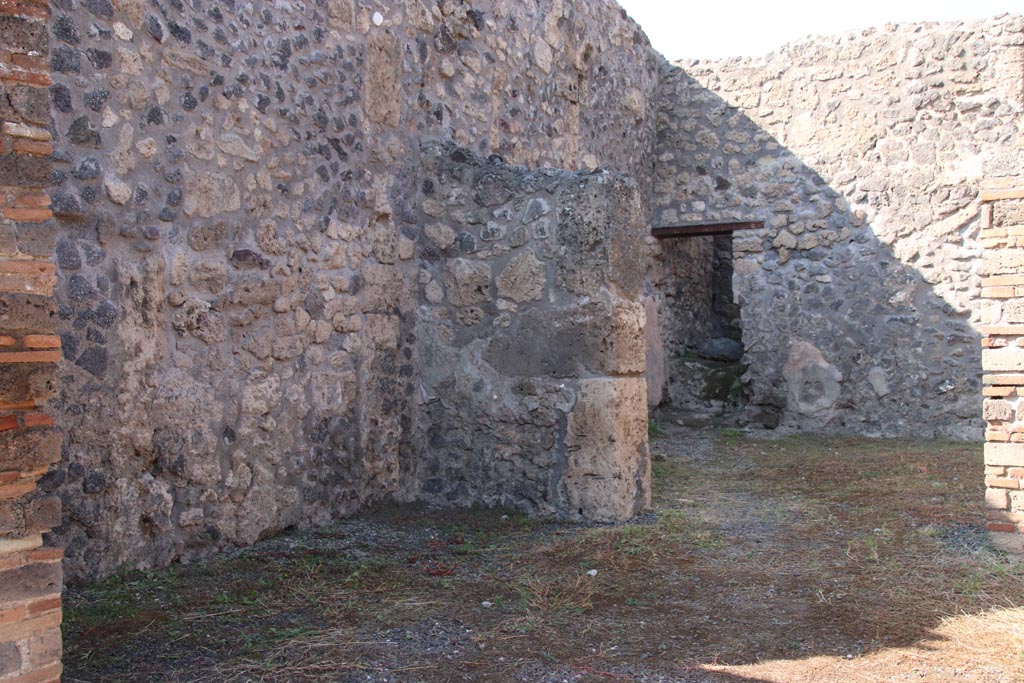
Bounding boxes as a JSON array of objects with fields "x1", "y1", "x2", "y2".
[{"x1": 63, "y1": 414, "x2": 1023, "y2": 682}]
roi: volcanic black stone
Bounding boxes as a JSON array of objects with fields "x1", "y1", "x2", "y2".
[
  {"x1": 146, "y1": 16, "x2": 165, "y2": 42},
  {"x1": 71, "y1": 157, "x2": 99, "y2": 181},
  {"x1": 81, "y1": 0, "x2": 114, "y2": 18},
  {"x1": 696, "y1": 337, "x2": 745, "y2": 362},
  {"x1": 67, "y1": 275, "x2": 95, "y2": 301},
  {"x1": 52, "y1": 15, "x2": 80, "y2": 45},
  {"x1": 50, "y1": 84, "x2": 73, "y2": 113},
  {"x1": 181, "y1": 91, "x2": 198, "y2": 111},
  {"x1": 51, "y1": 45, "x2": 81, "y2": 73},
  {"x1": 168, "y1": 21, "x2": 192, "y2": 43},
  {"x1": 93, "y1": 301, "x2": 117, "y2": 328},
  {"x1": 86, "y1": 49, "x2": 113, "y2": 69},
  {"x1": 434, "y1": 24, "x2": 457, "y2": 54},
  {"x1": 50, "y1": 191, "x2": 84, "y2": 220},
  {"x1": 230, "y1": 249, "x2": 269, "y2": 270},
  {"x1": 67, "y1": 117, "x2": 101, "y2": 147},
  {"x1": 82, "y1": 470, "x2": 107, "y2": 493},
  {"x1": 84, "y1": 90, "x2": 109, "y2": 112},
  {"x1": 55, "y1": 239, "x2": 82, "y2": 271}
]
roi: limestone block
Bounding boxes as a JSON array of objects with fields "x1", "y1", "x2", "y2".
[
  {"x1": 217, "y1": 133, "x2": 261, "y2": 162},
  {"x1": 987, "y1": 488, "x2": 1011, "y2": 510},
  {"x1": 425, "y1": 280, "x2": 444, "y2": 303},
  {"x1": 365, "y1": 32, "x2": 401, "y2": 126},
  {"x1": 985, "y1": 443, "x2": 1024, "y2": 467},
  {"x1": 443, "y1": 258, "x2": 491, "y2": 306},
  {"x1": 363, "y1": 314, "x2": 400, "y2": 350},
  {"x1": 183, "y1": 125, "x2": 215, "y2": 161},
  {"x1": 772, "y1": 230, "x2": 797, "y2": 249},
  {"x1": 171, "y1": 299, "x2": 225, "y2": 344},
  {"x1": 103, "y1": 176, "x2": 131, "y2": 205},
  {"x1": 272, "y1": 335, "x2": 306, "y2": 360},
  {"x1": 533, "y1": 38, "x2": 553, "y2": 74},
  {"x1": 733, "y1": 232, "x2": 764, "y2": 253},
  {"x1": 981, "y1": 248, "x2": 1024, "y2": 276},
  {"x1": 189, "y1": 261, "x2": 228, "y2": 294},
  {"x1": 184, "y1": 171, "x2": 240, "y2": 218},
  {"x1": 361, "y1": 264, "x2": 402, "y2": 312},
  {"x1": 993, "y1": 199, "x2": 1024, "y2": 228},
  {"x1": 566, "y1": 377, "x2": 651, "y2": 522},
  {"x1": 496, "y1": 250, "x2": 546, "y2": 303},
  {"x1": 783, "y1": 340, "x2": 842, "y2": 416},
  {"x1": 984, "y1": 399, "x2": 1015, "y2": 422},
  {"x1": 242, "y1": 376, "x2": 281, "y2": 416},
  {"x1": 1004, "y1": 299, "x2": 1024, "y2": 323},
  {"x1": 426, "y1": 223, "x2": 456, "y2": 250},
  {"x1": 327, "y1": 0, "x2": 355, "y2": 29},
  {"x1": 983, "y1": 347, "x2": 1024, "y2": 372},
  {"x1": 601, "y1": 299, "x2": 646, "y2": 376},
  {"x1": 867, "y1": 366, "x2": 890, "y2": 397},
  {"x1": 606, "y1": 179, "x2": 646, "y2": 299}
]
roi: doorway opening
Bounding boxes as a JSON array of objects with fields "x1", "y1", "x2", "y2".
[{"x1": 651, "y1": 221, "x2": 761, "y2": 421}]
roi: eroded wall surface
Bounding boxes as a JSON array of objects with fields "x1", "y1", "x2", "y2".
[
  {"x1": 655, "y1": 15, "x2": 1024, "y2": 437},
  {"x1": 46, "y1": 0, "x2": 661, "y2": 580},
  {"x1": 414, "y1": 143, "x2": 650, "y2": 521}
]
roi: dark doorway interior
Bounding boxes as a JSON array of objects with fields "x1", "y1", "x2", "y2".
[
  {"x1": 710, "y1": 234, "x2": 742, "y2": 343},
  {"x1": 653, "y1": 226, "x2": 752, "y2": 419}
]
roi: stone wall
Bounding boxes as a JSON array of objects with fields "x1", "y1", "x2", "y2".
[
  {"x1": 47, "y1": 0, "x2": 662, "y2": 581},
  {"x1": 0, "y1": 1, "x2": 64, "y2": 681},
  {"x1": 40, "y1": 0, "x2": 1024, "y2": 588},
  {"x1": 980, "y1": 168, "x2": 1024, "y2": 552},
  {"x1": 413, "y1": 142, "x2": 650, "y2": 521},
  {"x1": 654, "y1": 15, "x2": 1024, "y2": 437}
]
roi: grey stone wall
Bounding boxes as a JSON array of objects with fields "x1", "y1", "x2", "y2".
[
  {"x1": 654, "y1": 15, "x2": 1024, "y2": 437},
  {"x1": 47, "y1": 0, "x2": 1021, "y2": 582},
  {"x1": 46, "y1": 0, "x2": 661, "y2": 581},
  {"x1": 413, "y1": 142, "x2": 650, "y2": 521}
]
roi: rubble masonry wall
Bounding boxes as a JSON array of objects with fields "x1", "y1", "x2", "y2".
[{"x1": 653, "y1": 15, "x2": 1024, "y2": 437}]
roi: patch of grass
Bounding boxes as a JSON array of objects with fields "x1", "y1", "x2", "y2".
[
  {"x1": 522, "y1": 573, "x2": 595, "y2": 613},
  {"x1": 64, "y1": 565, "x2": 175, "y2": 628},
  {"x1": 648, "y1": 418, "x2": 666, "y2": 438},
  {"x1": 64, "y1": 432, "x2": 1024, "y2": 683},
  {"x1": 65, "y1": 597, "x2": 140, "y2": 624},
  {"x1": 569, "y1": 509, "x2": 701, "y2": 570}
]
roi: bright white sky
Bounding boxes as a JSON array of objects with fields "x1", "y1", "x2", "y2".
[{"x1": 615, "y1": 0, "x2": 1023, "y2": 60}]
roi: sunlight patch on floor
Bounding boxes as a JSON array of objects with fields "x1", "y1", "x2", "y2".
[{"x1": 707, "y1": 606, "x2": 1024, "y2": 683}]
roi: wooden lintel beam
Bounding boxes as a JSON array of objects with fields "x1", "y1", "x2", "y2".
[{"x1": 651, "y1": 220, "x2": 764, "y2": 239}]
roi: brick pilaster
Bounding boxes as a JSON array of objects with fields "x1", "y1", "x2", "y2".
[
  {"x1": 980, "y1": 176, "x2": 1024, "y2": 553},
  {"x1": 0, "y1": 1, "x2": 63, "y2": 681}
]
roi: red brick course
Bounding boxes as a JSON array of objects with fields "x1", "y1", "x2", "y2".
[
  {"x1": 0, "y1": 1, "x2": 63, "y2": 680},
  {"x1": 981, "y1": 178, "x2": 1024, "y2": 551}
]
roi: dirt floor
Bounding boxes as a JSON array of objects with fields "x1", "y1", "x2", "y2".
[{"x1": 63, "y1": 415, "x2": 1024, "y2": 682}]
